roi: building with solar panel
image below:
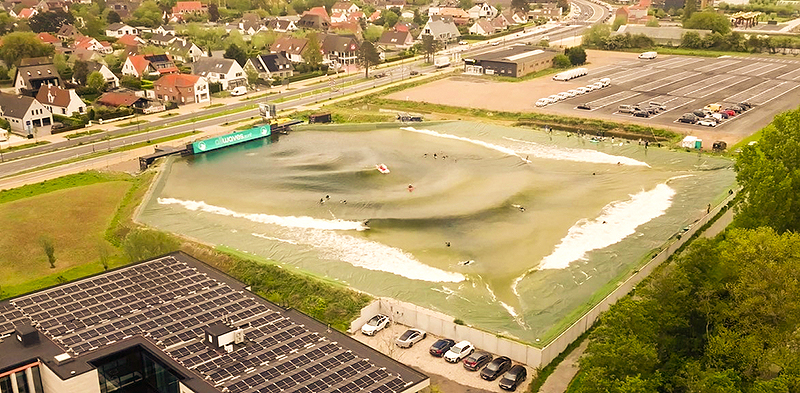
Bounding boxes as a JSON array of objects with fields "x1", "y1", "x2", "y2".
[{"x1": 0, "y1": 252, "x2": 429, "y2": 393}]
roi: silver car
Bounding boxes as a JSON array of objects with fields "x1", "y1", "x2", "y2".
[{"x1": 395, "y1": 328, "x2": 427, "y2": 348}]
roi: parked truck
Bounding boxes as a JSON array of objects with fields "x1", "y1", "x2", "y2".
[
  {"x1": 434, "y1": 56, "x2": 451, "y2": 68},
  {"x1": 552, "y1": 67, "x2": 588, "y2": 81}
]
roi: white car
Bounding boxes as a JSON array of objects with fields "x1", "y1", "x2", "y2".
[
  {"x1": 568, "y1": 89, "x2": 581, "y2": 96},
  {"x1": 584, "y1": 85, "x2": 596, "y2": 92},
  {"x1": 592, "y1": 82, "x2": 604, "y2": 90},
  {"x1": 576, "y1": 87, "x2": 590, "y2": 94},
  {"x1": 444, "y1": 340, "x2": 474, "y2": 363},
  {"x1": 556, "y1": 92, "x2": 571, "y2": 100},
  {"x1": 491, "y1": 41, "x2": 501, "y2": 46},
  {"x1": 535, "y1": 98, "x2": 549, "y2": 107},
  {"x1": 547, "y1": 94, "x2": 561, "y2": 103},
  {"x1": 361, "y1": 314, "x2": 390, "y2": 336},
  {"x1": 697, "y1": 119, "x2": 717, "y2": 127},
  {"x1": 563, "y1": 91, "x2": 576, "y2": 98},
  {"x1": 395, "y1": 328, "x2": 426, "y2": 348}
]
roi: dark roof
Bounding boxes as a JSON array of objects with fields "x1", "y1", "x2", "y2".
[
  {"x1": 270, "y1": 36, "x2": 308, "y2": 55},
  {"x1": 0, "y1": 252, "x2": 429, "y2": 393},
  {"x1": 297, "y1": 13, "x2": 329, "y2": 29},
  {"x1": 107, "y1": 22, "x2": 127, "y2": 30},
  {"x1": 250, "y1": 53, "x2": 293, "y2": 73},
  {"x1": 35, "y1": 85, "x2": 72, "y2": 108},
  {"x1": 203, "y1": 322, "x2": 233, "y2": 336},
  {"x1": 472, "y1": 45, "x2": 557, "y2": 64},
  {"x1": 0, "y1": 93, "x2": 38, "y2": 118},
  {"x1": 378, "y1": 30, "x2": 412, "y2": 45},
  {"x1": 15, "y1": 63, "x2": 62, "y2": 87},
  {"x1": 20, "y1": 57, "x2": 53, "y2": 66},
  {"x1": 321, "y1": 34, "x2": 359, "y2": 53},
  {"x1": 96, "y1": 91, "x2": 146, "y2": 107}
]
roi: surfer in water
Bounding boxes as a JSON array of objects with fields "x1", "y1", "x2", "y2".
[{"x1": 408, "y1": 184, "x2": 415, "y2": 192}]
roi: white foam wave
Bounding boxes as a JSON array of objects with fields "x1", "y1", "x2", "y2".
[
  {"x1": 512, "y1": 183, "x2": 676, "y2": 296},
  {"x1": 401, "y1": 127, "x2": 531, "y2": 163},
  {"x1": 158, "y1": 198, "x2": 368, "y2": 231},
  {"x1": 503, "y1": 137, "x2": 650, "y2": 167},
  {"x1": 252, "y1": 233, "x2": 299, "y2": 245}
]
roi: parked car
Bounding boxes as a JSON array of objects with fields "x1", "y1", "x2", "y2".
[
  {"x1": 649, "y1": 102, "x2": 666, "y2": 111},
  {"x1": 711, "y1": 112, "x2": 726, "y2": 122},
  {"x1": 576, "y1": 87, "x2": 590, "y2": 94},
  {"x1": 429, "y1": 339, "x2": 456, "y2": 357},
  {"x1": 599, "y1": 77, "x2": 611, "y2": 87},
  {"x1": 395, "y1": 329, "x2": 426, "y2": 348},
  {"x1": 51, "y1": 122, "x2": 65, "y2": 131},
  {"x1": 722, "y1": 109, "x2": 736, "y2": 117},
  {"x1": 739, "y1": 101, "x2": 754, "y2": 109},
  {"x1": 410, "y1": 70, "x2": 419, "y2": 76},
  {"x1": 231, "y1": 86, "x2": 247, "y2": 96},
  {"x1": 697, "y1": 118, "x2": 717, "y2": 127},
  {"x1": 548, "y1": 94, "x2": 561, "y2": 103},
  {"x1": 591, "y1": 82, "x2": 604, "y2": 89},
  {"x1": 618, "y1": 104, "x2": 634, "y2": 113},
  {"x1": 692, "y1": 109, "x2": 707, "y2": 118},
  {"x1": 633, "y1": 109, "x2": 650, "y2": 118},
  {"x1": 727, "y1": 105, "x2": 744, "y2": 113},
  {"x1": 535, "y1": 98, "x2": 549, "y2": 107},
  {"x1": 361, "y1": 314, "x2": 390, "y2": 336},
  {"x1": 499, "y1": 365, "x2": 528, "y2": 391},
  {"x1": 481, "y1": 356, "x2": 512, "y2": 381},
  {"x1": 577, "y1": 103, "x2": 592, "y2": 110},
  {"x1": 557, "y1": 92, "x2": 571, "y2": 100},
  {"x1": 679, "y1": 113, "x2": 698, "y2": 124},
  {"x1": 562, "y1": 90, "x2": 576, "y2": 98},
  {"x1": 585, "y1": 85, "x2": 596, "y2": 92},
  {"x1": 716, "y1": 111, "x2": 729, "y2": 119},
  {"x1": 459, "y1": 40, "x2": 468, "y2": 45},
  {"x1": 444, "y1": 341, "x2": 474, "y2": 363},
  {"x1": 568, "y1": 89, "x2": 582, "y2": 96},
  {"x1": 374, "y1": 72, "x2": 387, "y2": 79},
  {"x1": 463, "y1": 351, "x2": 493, "y2": 371}
]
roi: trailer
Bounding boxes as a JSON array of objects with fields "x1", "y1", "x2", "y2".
[
  {"x1": 434, "y1": 56, "x2": 451, "y2": 68},
  {"x1": 552, "y1": 67, "x2": 588, "y2": 81}
]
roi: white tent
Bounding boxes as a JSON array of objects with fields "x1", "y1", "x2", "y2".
[{"x1": 681, "y1": 136, "x2": 702, "y2": 149}]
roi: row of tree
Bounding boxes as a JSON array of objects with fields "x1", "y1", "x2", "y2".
[{"x1": 577, "y1": 108, "x2": 800, "y2": 392}]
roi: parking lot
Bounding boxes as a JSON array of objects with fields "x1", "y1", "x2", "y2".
[
  {"x1": 544, "y1": 54, "x2": 800, "y2": 142},
  {"x1": 353, "y1": 324, "x2": 532, "y2": 393}
]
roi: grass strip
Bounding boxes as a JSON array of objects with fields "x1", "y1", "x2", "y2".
[
  {"x1": 64, "y1": 129, "x2": 106, "y2": 140},
  {"x1": 527, "y1": 329, "x2": 592, "y2": 393},
  {"x1": 0, "y1": 141, "x2": 50, "y2": 152}
]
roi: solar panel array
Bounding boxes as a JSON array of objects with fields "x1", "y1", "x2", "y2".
[{"x1": 0, "y1": 256, "x2": 414, "y2": 393}]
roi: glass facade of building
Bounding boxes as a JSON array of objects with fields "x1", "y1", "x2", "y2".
[{"x1": 95, "y1": 348, "x2": 179, "y2": 393}]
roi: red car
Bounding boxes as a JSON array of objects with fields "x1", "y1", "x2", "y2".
[{"x1": 722, "y1": 110, "x2": 736, "y2": 117}]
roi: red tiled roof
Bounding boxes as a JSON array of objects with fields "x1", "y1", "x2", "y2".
[
  {"x1": 172, "y1": 1, "x2": 203, "y2": 12},
  {"x1": 18, "y1": 8, "x2": 36, "y2": 18},
  {"x1": 97, "y1": 91, "x2": 142, "y2": 107},
  {"x1": 37, "y1": 32, "x2": 60, "y2": 44},
  {"x1": 305, "y1": 6, "x2": 330, "y2": 22},
  {"x1": 155, "y1": 73, "x2": 202, "y2": 88},
  {"x1": 35, "y1": 85, "x2": 72, "y2": 108},
  {"x1": 127, "y1": 55, "x2": 151, "y2": 75},
  {"x1": 117, "y1": 34, "x2": 141, "y2": 46}
]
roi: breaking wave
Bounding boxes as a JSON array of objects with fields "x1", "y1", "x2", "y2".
[
  {"x1": 503, "y1": 137, "x2": 650, "y2": 167},
  {"x1": 401, "y1": 127, "x2": 531, "y2": 163}
]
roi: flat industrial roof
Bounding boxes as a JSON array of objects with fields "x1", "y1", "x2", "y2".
[
  {"x1": 472, "y1": 46, "x2": 556, "y2": 64},
  {"x1": 0, "y1": 252, "x2": 428, "y2": 393}
]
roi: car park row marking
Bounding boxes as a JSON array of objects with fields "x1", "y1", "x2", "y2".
[
  {"x1": 724, "y1": 79, "x2": 784, "y2": 102},
  {"x1": 586, "y1": 91, "x2": 641, "y2": 110},
  {"x1": 668, "y1": 75, "x2": 737, "y2": 97},
  {"x1": 753, "y1": 64, "x2": 784, "y2": 77},
  {"x1": 749, "y1": 81, "x2": 800, "y2": 106},
  {"x1": 612, "y1": 68, "x2": 664, "y2": 84},
  {"x1": 728, "y1": 62, "x2": 774, "y2": 76},
  {"x1": 588, "y1": 64, "x2": 627, "y2": 76},
  {"x1": 654, "y1": 57, "x2": 704, "y2": 69},
  {"x1": 694, "y1": 60, "x2": 741, "y2": 73},
  {"x1": 777, "y1": 68, "x2": 800, "y2": 81},
  {"x1": 634, "y1": 71, "x2": 699, "y2": 92},
  {"x1": 694, "y1": 78, "x2": 752, "y2": 99}
]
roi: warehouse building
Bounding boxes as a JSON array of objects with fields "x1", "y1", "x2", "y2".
[{"x1": 464, "y1": 46, "x2": 557, "y2": 78}]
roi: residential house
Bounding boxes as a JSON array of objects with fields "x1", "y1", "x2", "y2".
[
  {"x1": 35, "y1": 85, "x2": 84, "y2": 116},
  {"x1": 14, "y1": 59, "x2": 62, "y2": 96},
  {"x1": 96, "y1": 91, "x2": 165, "y2": 113},
  {"x1": 383, "y1": 0, "x2": 405, "y2": 10},
  {"x1": 502, "y1": 9, "x2": 528, "y2": 24},
  {"x1": 16, "y1": 7, "x2": 37, "y2": 18},
  {"x1": 245, "y1": 53, "x2": 294, "y2": 81},
  {"x1": 36, "y1": 32, "x2": 60, "y2": 45},
  {"x1": 347, "y1": 11, "x2": 364, "y2": 22},
  {"x1": 297, "y1": 13, "x2": 330, "y2": 30},
  {"x1": 321, "y1": 34, "x2": 359, "y2": 68},
  {"x1": 467, "y1": 2, "x2": 498, "y2": 19},
  {"x1": 394, "y1": 21, "x2": 418, "y2": 33},
  {"x1": 377, "y1": 30, "x2": 414, "y2": 49},
  {"x1": 419, "y1": 15, "x2": 460, "y2": 44},
  {"x1": 491, "y1": 14, "x2": 510, "y2": 30},
  {"x1": 154, "y1": 25, "x2": 176, "y2": 36},
  {"x1": 431, "y1": 7, "x2": 471, "y2": 25},
  {"x1": 56, "y1": 24, "x2": 80, "y2": 40},
  {"x1": 107, "y1": 1, "x2": 133, "y2": 18},
  {"x1": 118, "y1": 34, "x2": 145, "y2": 47},
  {"x1": 0, "y1": 93, "x2": 53, "y2": 136},
  {"x1": 270, "y1": 36, "x2": 308, "y2": 63},
  {"x1": 305, "y1": 6, "x2": 331, "y2": 23},
  {"x1": 239, "y1": 13, "x2": 266, "y2": 35},
  {"x1": 529, "y1": 3, "x2": 562, "y2": 21},
  {"x1": 191, "y1": 57, "x2": 246, "y2": 90},
  {"x1": 265, "y1": 19, "x2": 297, "y2": 33},
  {"x1": 150, "y1": 33, "x2": 178, "y2": 46},
  {"x1": 368, "y1": 9, "x2": 382, "y2": 22},
  {"x1": 167, "y1": 39, "x2": 205, "y2": 62},
  {"x1": 468, "y1": 18, "x2": 495, "y2": 35},
  {"x1": 170, "y1": 1, "x2": 206, "y2": 21},
  {"x1": 36, "y1": 0, "x2": 68, "y2": 12},
  {"x1": 122, "y1": 54, "x2": 179, "y2": 78},
  {"x1": 330, "y1": 11, "x2": 347, "y2": 23},
  {"x1": 330, "y1": 21, "x2": 363, "y2": 37},
  {"x1": 70, "y1": 48, "x2": 104, "y2": 62},
  {"x1": 331, "y1": 1, "x2": 360, "y2": 15},
  {"x1": 79, "y1": 61, "x2": 119, "y2": 88},
  {"x1": 153, "y1": 73, "x2": 210, "y2": 105},
  {"x1": 105, "y1": 23, "x2": 138, "y2": 37},
  {"x1": 73, "y1": 36, "x2": 113, "y2": 54},
  {"x1": 616, "y1": 2, "x2": 650, "y2": 24}
]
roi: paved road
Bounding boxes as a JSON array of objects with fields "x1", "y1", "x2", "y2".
[{"x1": 0, "y1": 14, "x2": 607, "y2": 180}]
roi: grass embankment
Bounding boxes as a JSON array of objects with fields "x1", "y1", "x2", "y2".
[
  {"x1": 0, "y1": 169, "x2": 371, "y2": 331},
  {"x1": 0, "y1": 141, "x2": 50, "y2": 152}
]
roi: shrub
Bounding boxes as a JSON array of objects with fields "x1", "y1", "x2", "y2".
[{"x1": 553, "y1": 54, "x2": 571, "y2": 68}]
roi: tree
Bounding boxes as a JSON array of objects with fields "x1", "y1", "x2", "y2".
[
  {"x1": 383, "y1": 9, "x2": 399, "y2": 28},
  {"x1": 106, "y1": 10, "x2": 121, "y2": 24},
  {"x1": 246, "y1": 67, "x2": 259, "y2": 86},
  {"x1": 0, "y1": 12, "x2": 14, "y2": 35},
  {"x1": 28, "y1": 10, "x2": 74, "y2": 33},
  {"x1": 582, "y1": 24, "x2": 611, "y2": 48},
  {"x1": 0, "y1": 32, "x2": 54, "y2": 67},
  {"x1": 735, "y1": 108, "x2": 800, "y2": 233},
  {"x1": 208, "y1": 3, "x2": 220, "y2": 22},
  {"x1": 53, "y1": 53, "x2": 72, "y2": 81},
  {"x1": 565, "y1": 46, "x2": 586, "y2": 65},
  {"x1": 683, "y1": 0, "x2": 697, "y2": 20},
  {"x1": 304, "y1": 32, "x2": 323, "y2": 68},
  {"x1": 683, "y1": 11, "x2": 731, "y2": 34},
  {"x1": 122, "y1": 228, "x2": 180, "y2": 263},
  {"x1": 224, "y1": 43, "x2": 248, "y2": 66},
  {"x1": 459, "y1": 0, "x2": 473, "y2": 10},
  {"x1": 87, "y1": 71, "x2": 106, "y2": 92},
  {"x1": 511, "y1": 0, "x2": 529, "y2": 12},
  {"x1": 421, "y1": 34, "x2": 438, "y2": 63},
  {"x1": 681, "y1": 31, "x2": 704, "y2": 48},
  {"x1": 552, "y1": 54, "x2": 571, "y2": 68},
  {"x1": 645, "y1": 17, "x2": 660, "y2": 27},
  {"x1": 130, "y1": 0, "x2": 163, "y2": 27},
  {"x1": 413, "y1": 9, "x2": 426, "y2": 25},
  {"x1": 357, "y1": 41, "x2": 380, "y2": 78},
  {"x1": 612, "y1": 15, "x2": 627, "y2": 30},
  {"x1": 40, "y1": 237, "x2": 56, "y2": 269},
  {"x1": 73, "y1": 60, "x2": 90, "y2": 85}
]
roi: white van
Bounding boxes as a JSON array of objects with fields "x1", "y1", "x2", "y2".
[
  {"x1": 618, "y1": 104, "x2": 634, "y2": 113},
  {"x1": 600, "y1": 78, "x2": 611, "y2": 87},
  {"x1": 231, "y1": 86, "x2": 247, "y2": 96},
  {"x1": 639, "y1": 51, "x2": 658, "y2": 59}
]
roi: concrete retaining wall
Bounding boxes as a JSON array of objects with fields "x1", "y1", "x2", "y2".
[{"x1": 351, "y1": 192, "x2": 736, "y2": 370}]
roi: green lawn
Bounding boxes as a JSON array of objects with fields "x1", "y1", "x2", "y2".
[{"x1": 0, "y1": 180, "x2": 130, "y2": 294}]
